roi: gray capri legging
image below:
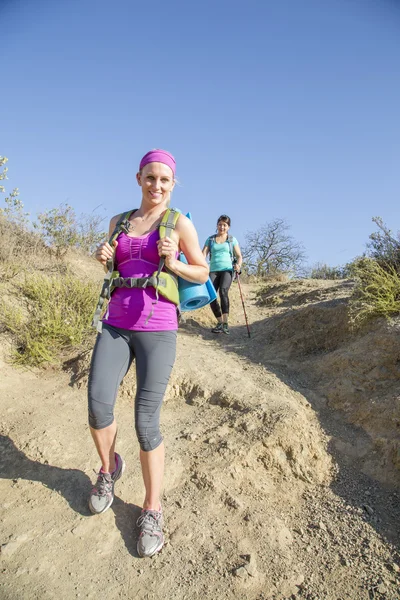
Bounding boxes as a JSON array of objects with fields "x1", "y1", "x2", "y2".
[{"x1": 88, "y1": 324, "x2": 177, "y2": 452}]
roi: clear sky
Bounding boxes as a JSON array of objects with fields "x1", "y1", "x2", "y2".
[{"x1": 2, "y1": 0, "x2": 400, "y2": 268}]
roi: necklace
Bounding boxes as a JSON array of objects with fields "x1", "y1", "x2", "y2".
[
  {"x1": 128, "y1": 211, "x2": 163, "y2": 235},
  {"x1": 128, "y1": 213, "x2": 145, "y2": 233}
]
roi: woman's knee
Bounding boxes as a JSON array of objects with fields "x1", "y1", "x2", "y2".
[
  {"x1": 88, "y1": 378, "x2": 115, "y2": 429},
  {"x1": 88, "y1": 394, "x2": 114, "y2": 429},
  {"x1": 135, "y1": 422, "x2": 163, "y2": 451},
  {"x1": 220, "y1": 288, "x2": 230, "y2": 312},
  {"x1": 220, "y1": 287, "x2": 230, "y2": 299},
  {"x1": 87, "y1": 327, "x2": 131, "y2": 430}
]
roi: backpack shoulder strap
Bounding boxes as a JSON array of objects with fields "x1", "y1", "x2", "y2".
[
  {"x1": 108, "y1": 209, "x2": 137, "y2": 245},
  {"x1": 145, "y1": 207, "x2": 182, "y2": 323},
  {"x1": 208, "y1": 234, "x2": 216, "y2": 257},
  {"x1": 155, "y1": 208, "x2": 182, "y2": 278},
  {"x1": 106, "y1": 208, "x2": 137, "y2": 284},
  {"x1": 92, "y1": 208, "x2": 138, "y2": 332},
  {"x1": 158, "y1": 207, "x2": 181, "y2": 239}
]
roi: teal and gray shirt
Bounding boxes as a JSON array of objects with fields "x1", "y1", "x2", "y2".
[{"x1": 205, "y1": 235, "x2": 239, "y2": 272}]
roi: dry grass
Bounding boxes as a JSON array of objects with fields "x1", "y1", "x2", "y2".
[
  {"x1": 0, "y1": 218, "x2": 99, "y2": 366},
  {"x1": 0, "y1": 270, "x2": 98, "y2": 366},
  {"x1": 349, "y1": 258, "x2": 400, "y2": 326},
  {"x1": 0, "y1": 215, "x2": 55, "y2": 276}
]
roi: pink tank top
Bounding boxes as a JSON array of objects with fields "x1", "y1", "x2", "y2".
[{"x1": 102, "y1": 228, "x2": 178, "y2": 331}]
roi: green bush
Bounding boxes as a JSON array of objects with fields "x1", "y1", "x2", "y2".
[
  {"x1": 0, "y1": 271, "x2": 98, "y2": 366},
  {"x1": 349, "y1": 257, "x2": 400, "y2": 326}
]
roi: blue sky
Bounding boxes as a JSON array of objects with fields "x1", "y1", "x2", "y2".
[{"x1": 2, "y1": 0, "x2": 399, "y2": 268}]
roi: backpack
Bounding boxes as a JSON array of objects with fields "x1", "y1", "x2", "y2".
[
  {"x1": 207, "y1": 234, "x2": 235, "y2": 266},
  {"x1": 92, "y1": 207, "x2": 181, "y2": 331}
]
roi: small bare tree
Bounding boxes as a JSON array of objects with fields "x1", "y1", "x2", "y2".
[
  {"x1": 242, "y1": 218, "x2": 306, "y2": 277},
  {"x1": 0, "y1": 156, "x2": 29, "y2": 228},
  {"x1": 34, "y1": 203, "x2": 107, "y2": 258},
  {"x1": 367, "y1": 216, "x2": 400, "y2": 272},
  {"x1": 76, "y1": 207, "x2": 107, "y2": 255}
]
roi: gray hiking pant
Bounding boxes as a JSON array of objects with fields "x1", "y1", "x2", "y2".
[{"x1": 88, "y1": 324, "x2": 177, "y2": 452}]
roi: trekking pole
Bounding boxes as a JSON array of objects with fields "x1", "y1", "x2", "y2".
[{"x1": 235, "y1": 272, "x2": 251, "y2": 338}]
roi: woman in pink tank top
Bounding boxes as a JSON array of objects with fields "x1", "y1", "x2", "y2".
[{"x1": 87, "y1": 150, "x2": 208, "y2": 558}]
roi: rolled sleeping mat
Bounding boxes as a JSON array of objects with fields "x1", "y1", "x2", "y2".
[{"x1": 177, "y1": 212, "x2": 217, "y2": 312}]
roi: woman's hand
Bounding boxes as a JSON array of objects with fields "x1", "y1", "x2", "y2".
[
  {"x1": 95, "y1": 240, "x2": 118, "y2": 266},
  {"x1": 157, "y1": 236, "x2": 179, "y2": 270}
]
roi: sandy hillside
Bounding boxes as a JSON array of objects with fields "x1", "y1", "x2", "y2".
[{"x1": 1, "y1": 271, "x2": 400, "y2": 600}]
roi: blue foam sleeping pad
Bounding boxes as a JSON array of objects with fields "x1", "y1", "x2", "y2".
[{"x1": 177, "y1": 212, "x2": 217, "y2": 312}]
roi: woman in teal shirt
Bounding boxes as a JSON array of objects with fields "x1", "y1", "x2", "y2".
[{"x1": 203, "y1": 215, "x2": 242, "y2": 334}]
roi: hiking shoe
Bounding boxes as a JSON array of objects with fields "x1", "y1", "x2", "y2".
[
  {"x1": 222, "y1": 323, "x2": 230, "y2": 335},
  {"x1": 211, "y1": 323, "x2": 223, "y2": 333},
  {"x1": 88, "y1": 453, "x2": 125, "y2": 515},
  {"x1": 137, "y1": 507, "x2": 164, "y2": 558}
]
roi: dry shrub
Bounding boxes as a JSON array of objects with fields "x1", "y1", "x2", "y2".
[
  {"x1": 255, "y1": 278, "x2": 293, "y2": 306},
  {"x1": 0, "y1": 271, "x2": 98, "y2": 366},
  {"x1": 0, "y1": 215, "x2": 50, "y2": 274},
  {"x1": 240, "y1": 271, "x2": 289, "y2": 285},
  {"x1": 308, "y1": 262, "x2": 349, "y2": 280},
  {"x1": 265, "y1": 271, "x2": 290, "y2": 284},
  {"x1": 349, "y1": 258, "x2": 400, "y2": 326}
]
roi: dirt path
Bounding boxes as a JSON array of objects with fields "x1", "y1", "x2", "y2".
[{"x1": 1, "y1": 283, "x2": 399, "y2": 600}]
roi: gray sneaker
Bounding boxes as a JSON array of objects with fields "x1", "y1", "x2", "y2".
[
  {"x1": 89, "y1": 453, "x2": 125, "y2": 515},
  {"x1": 137, "y1": 507, "x2": 164, "y2": 557},
  {"x1": 222, "y1": 323, "x2": 230, "y2": 335},
  {"x1": 211, "y1": 323, "x2": 223, "y2": 333}
]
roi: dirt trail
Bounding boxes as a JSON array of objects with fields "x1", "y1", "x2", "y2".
[{"x1": 1, "y1": 280, "x2": 400, "y2": 600}]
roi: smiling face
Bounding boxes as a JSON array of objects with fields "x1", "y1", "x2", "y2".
[
  {"x1": 136, "y1": 162, "x2": 175, "y2": 206},
  {"x1": 217, "y1": 217, "x2": 230, "y2": 236}
]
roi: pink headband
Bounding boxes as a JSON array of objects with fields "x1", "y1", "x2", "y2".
[{"x1": 139, "y1": 149, "x2": 176, "y2": 176}]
